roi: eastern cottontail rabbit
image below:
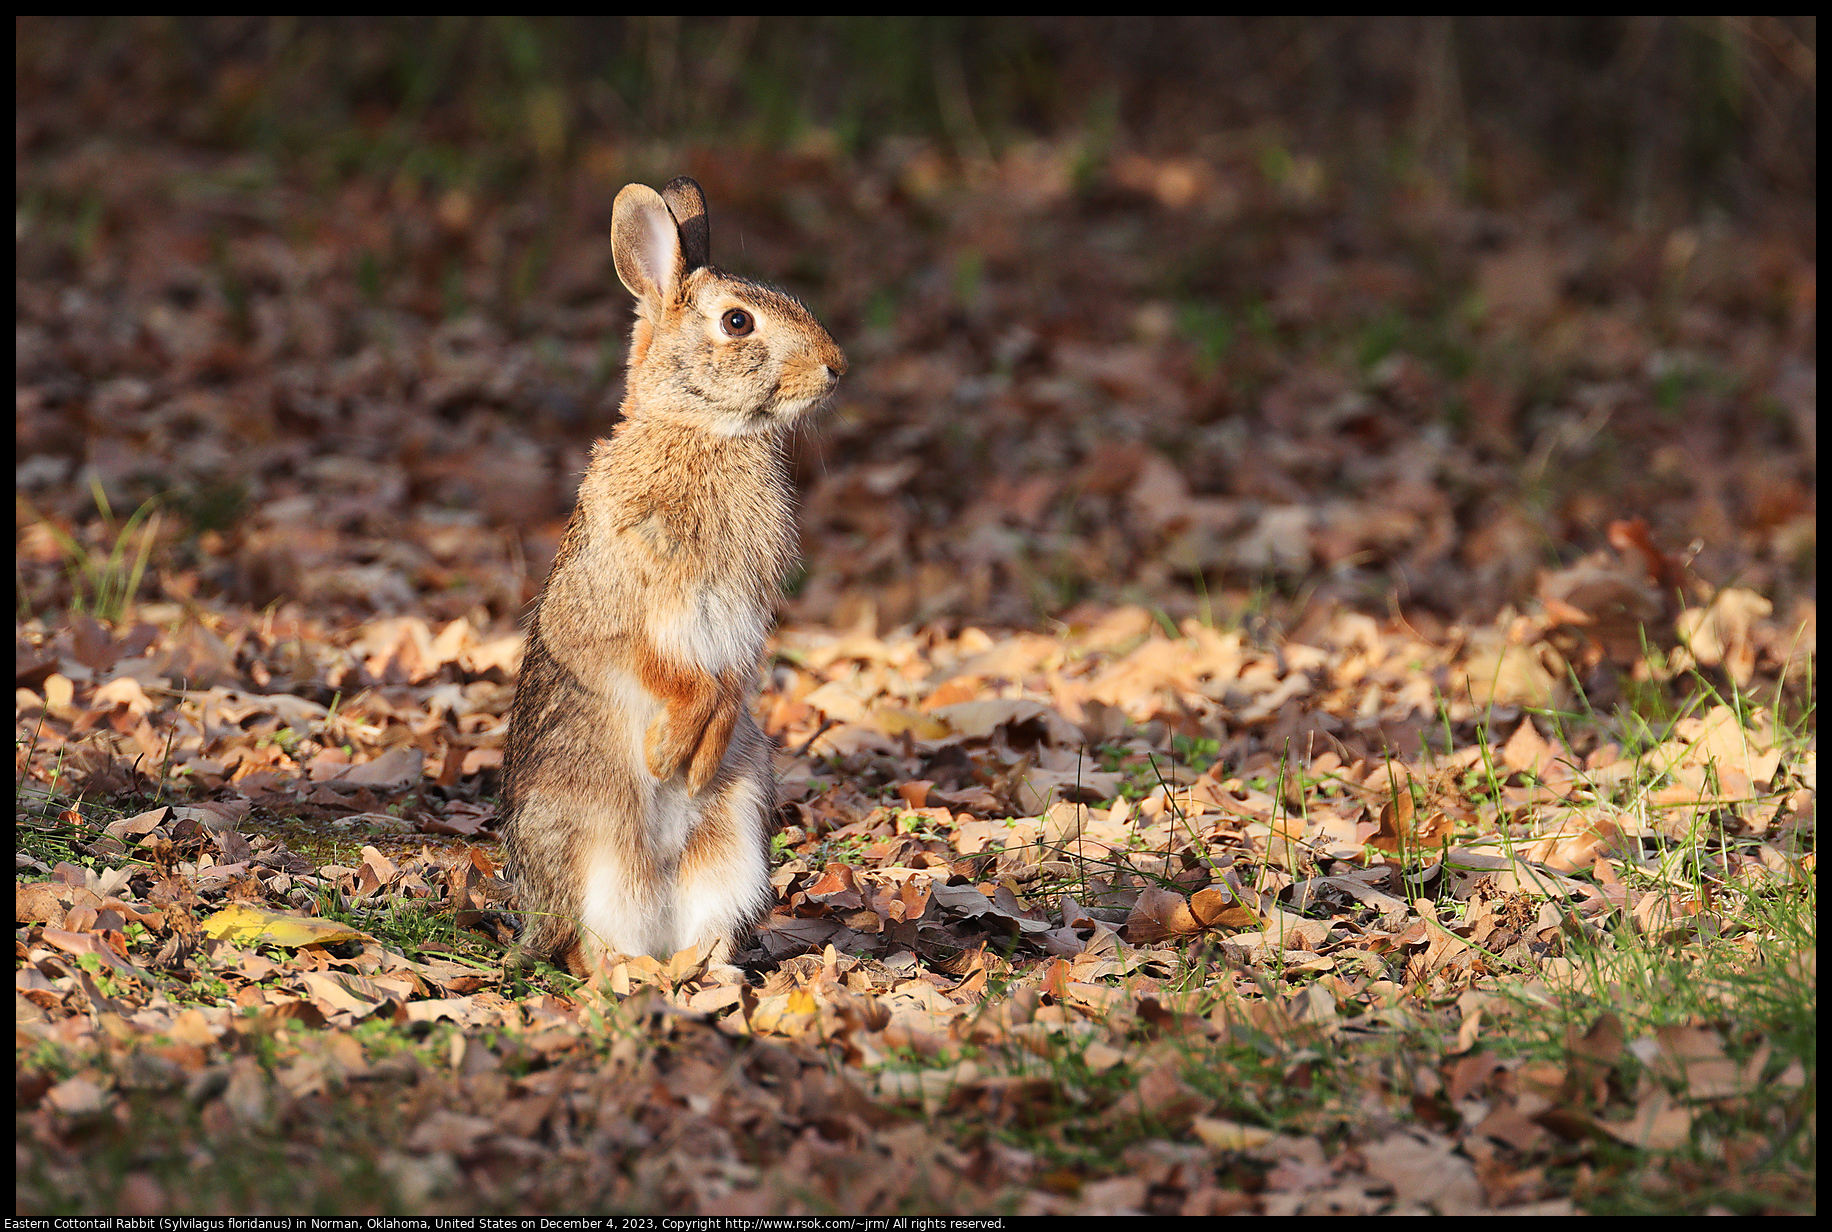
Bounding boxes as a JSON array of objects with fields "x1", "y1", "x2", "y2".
[{"x1": 502, "y1": 176, "x2": 845, "y2": 974}]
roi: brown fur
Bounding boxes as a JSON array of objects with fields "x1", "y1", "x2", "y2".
[{"x1": 500, "y1": 177, "x2": 844, "y2": 971}]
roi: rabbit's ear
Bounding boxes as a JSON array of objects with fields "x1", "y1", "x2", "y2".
[
  {"x1": 612, "y1": 183, "x2": 685, "y2": 305},
  {"x1": 661, "y1": 177, "x2": 710, "y2": 272}
]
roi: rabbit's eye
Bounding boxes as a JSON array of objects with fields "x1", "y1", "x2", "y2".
[{"x1": 722, "y1": 309, "x2": 754, "y2": 337}]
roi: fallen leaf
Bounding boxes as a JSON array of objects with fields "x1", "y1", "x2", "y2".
[
  {"x1": 198, "y1": 904, "x2": 368, "y2": 948},
  {"x1": 1124, "y1": 887, "x2": 1201, "y2": 943},
  {"x1": 44, "y1": 1075, "x2": 110, "y2": 1117},
  {"x1": 1359, "y1": 1128, "x2": 1484, "y2": 1214},
  {"x1": 328, "y1": 746, "x2": 425, "y2": 790},
  {"x1": 1192, "y1": 1116, "x2": 1279, "y2": 1151},
  {"x1": 1596, "y1": 1088, "x2": 1695, "y2": 1150},
  {"x1": 1191, "y1": 885, "x2": 1260, "y2": 928}
]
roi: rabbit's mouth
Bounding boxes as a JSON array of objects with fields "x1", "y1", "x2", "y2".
[
  {"x1": 764, "y1": 367, "x2": 840, "y2": 422},
  {"x1": 701, "y1": 358, "x2": 839, "y2": 433},
  {"x1": 777, "y1": 354, "x2": 844, "y2": 404},
  {"x1": 704, "y1": 400, "x2": 821, "y2": 437},
  {"x1": 772, "y1": 391, "x2": 833, "y2": 421}
]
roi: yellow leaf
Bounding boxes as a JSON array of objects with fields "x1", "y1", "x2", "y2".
[
  {"x1": 1192, "y1": 1116, "x2": 1278, "y2": 1151},
  {"x1": 198, "y1": 904, "x2": 367, "y2": 948},
  {"x1": 748, "y1": 990, "x2": 818, "y2": 1036},
  {"x1": 664, "y1": 943, "x2": 710, "y2": 982},
  {"x1": 43, "y1": 673, "x2": 75, "y2": 715},
  {"x1": 869, "y1": 706, "x2": 951, "y2": 740}
]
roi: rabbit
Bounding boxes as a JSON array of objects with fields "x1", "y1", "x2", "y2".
[{"x1": 501, "y1": 176, "x2": 845, "y2": 976}]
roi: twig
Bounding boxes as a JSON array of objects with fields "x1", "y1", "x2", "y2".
[{"x1": 789, "y1": 717, "x2": 840, "y2": 759}]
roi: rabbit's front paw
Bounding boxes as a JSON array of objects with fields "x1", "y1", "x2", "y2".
[
  {"x1": 643, "y1": 714, "x2": 693, "y2": 782},
  {"x1": 685, "y1": 697, "x2": 740, "y2": 795}
]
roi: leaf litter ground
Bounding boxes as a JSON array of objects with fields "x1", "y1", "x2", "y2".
[
  {"x1": 16, "y1": 93, "x2": 1817, "y2": 1217},
  {"x1": 18, "y1": 595, "x2": 1814, "y2": 1213}
]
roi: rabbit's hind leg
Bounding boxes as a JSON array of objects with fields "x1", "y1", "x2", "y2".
[{"x1": 574, "y1": 783, "x2": 677, "y2": 963}]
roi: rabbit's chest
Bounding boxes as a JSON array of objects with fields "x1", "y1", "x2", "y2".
[
  {"x1": 650, "y1": 573, "x2": 769, "y2": 675},
  {"x1": 615, "y1": 501, "x2": 783, "y2": 676}
]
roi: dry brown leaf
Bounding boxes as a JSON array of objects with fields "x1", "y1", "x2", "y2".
[
  {"x1": 1460, "y1": 637, "x2": 1565, "y2": 709},
  {"x1": 1190, "y1": 885, "x2": 1260, "y2": 928},
  {"x1": 1645, "y1": 1024, "x2": 1757, "y2": 1101},
  {"x1": 406, "y1": 1109, "x2": 496, "y2": 1156},
  {"x1": 1677, "y1": 588, "x2": 1773, "y2": 686},
  {"x1": 930, "y1": 698, "x2": 1083, "y2": 747},
  {"x1": 1563, "y1": 1011, "x2": 1624, "y2": 1105},
  {"x1": 1105, "y1": 1062, "x2": 1204, "y2": 1131},
  {"x1": 16, "y1": 881, "x2": 103, "y2": 927},
  {"x1": 1359, "y1": 1128, "x2": 1485, "y2": 1214},
  {"x1": 298, "y1": 970, "x2": 393, "y2": 1020},
  {"x1": 1501, "y1": 719, "x2": 1557, "y2": 777},
  {"x1": 1124, "y1": 887, "x2": 1201, "y2": 943},
  {"x1": 43, "y1": 1074, "x2": 111, "y2": 1117},
  {"x1": 1595, "y1": 1088, "x2": 1695, "y2": 1151},
  {"x1": 330, "y1": 746, "x2": 425, "y2": 790}
]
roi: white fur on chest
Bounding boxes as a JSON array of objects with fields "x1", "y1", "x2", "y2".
[{"x1": 649, "y1": 580, "x2": 769, "y2": 677}]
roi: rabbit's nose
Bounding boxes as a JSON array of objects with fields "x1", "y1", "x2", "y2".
[{"x1": 825, "y1": 351, "x2": 849, "y2": 379}]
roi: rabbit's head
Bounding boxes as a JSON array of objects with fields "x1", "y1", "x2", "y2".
[{"x1": 612, "y1": 177, "x2": 845, "y2": 435}]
